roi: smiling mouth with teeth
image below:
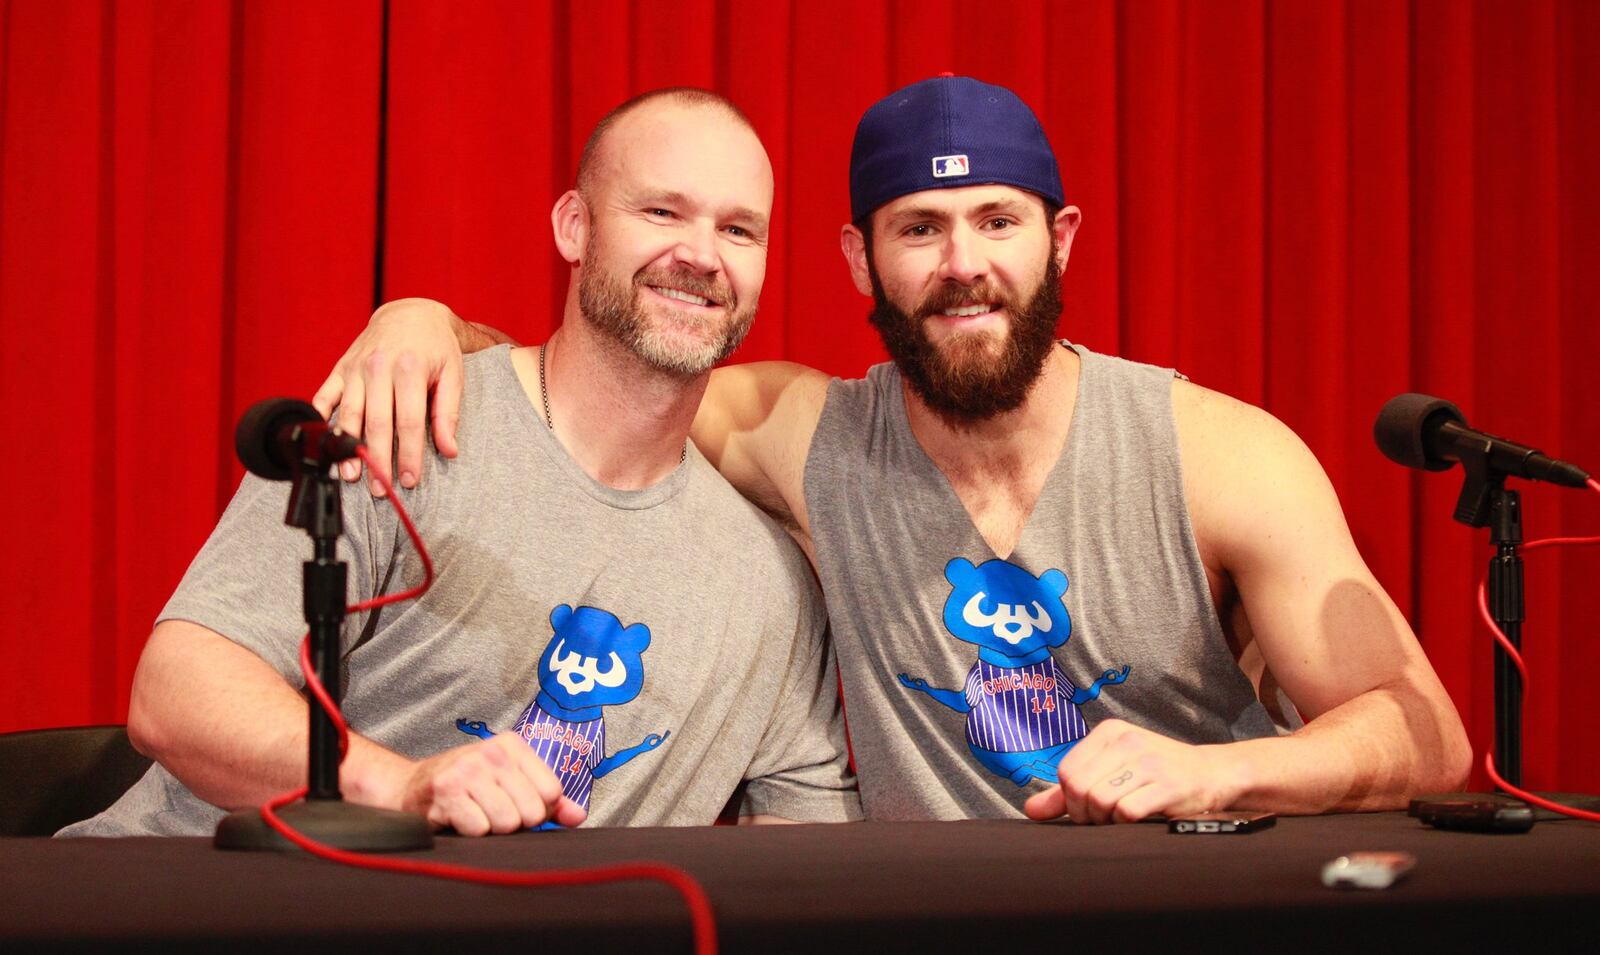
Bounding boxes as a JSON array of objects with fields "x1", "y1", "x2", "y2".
[
  {"x1": 649, "y1": 285, "x2": 719, "y2": 308},
  {"x1": 941, "y1": 304, "x2": 996, "y2": 318}
]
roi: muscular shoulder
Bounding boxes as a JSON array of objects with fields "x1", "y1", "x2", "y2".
[
  {"x1": 706, "y1": 361, "x2": 832, "y2": 420},
  {"x1": 699, "y1": 361, "x2": 831, "y2": 458},
  {"x1": 1170, "y1": 378, "x2": 1351, "y2": 575},
  {"x1": 694, "y1": 361, "x2": 832, "y2": 530},
  {"x1": 1170, "y1": 380, "x2": 1325, "y2": 486}
]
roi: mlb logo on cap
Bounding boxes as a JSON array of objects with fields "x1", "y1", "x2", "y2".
[
  {"x1": 849, "y1": 76, "x2": 1063, "y2": 221},
  {"x1": 932, "y1": 154, "x2": 969, "y2": 178}
]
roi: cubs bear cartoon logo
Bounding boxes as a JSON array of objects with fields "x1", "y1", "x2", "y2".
[
  {"x1": 898, "y1": 557, "x2": 1128, "y2": 786},
  {"x1": 456, "y1": 604, "x2": 669, "y2": 824}
]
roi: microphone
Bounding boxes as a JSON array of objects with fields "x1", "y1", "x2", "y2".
[
  {"x1": 235, "y1": 398, "x2": 362, "y2": 481},
  {"x1": 1374, "y1": 393, "x2": 1589, "y2": 488}
]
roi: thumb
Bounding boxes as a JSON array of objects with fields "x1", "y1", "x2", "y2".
[
  {"x1": 554, "y1": 795, "x2": 588, "y2": 828},
  {"x1": 1023, "y1": 785, "x2": 1068, "y2": 821}
]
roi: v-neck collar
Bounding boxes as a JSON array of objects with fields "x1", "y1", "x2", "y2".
[{"x1": 884, "y1": 341, "x2": 1088, "y2": 561}]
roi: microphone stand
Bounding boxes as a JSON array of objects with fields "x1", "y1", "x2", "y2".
[
  {"x1": 1454, "y1": 457, "x2": 1523, "y2": 787},
  {"x1": 215, "y1": 455, "x2": 432, "y2": 852},
  {"x1": 1419, "y1": 452, "x2": 1600, "y2": 813}
]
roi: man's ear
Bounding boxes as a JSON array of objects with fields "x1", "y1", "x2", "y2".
[
  {"x1": 840, "y1": 223, "x2": 874, "y2": 297},
  {"x1": 552, "y1": 190, "x2": 590, "y2": 265},
  {"x1": 1053, "y1": 205, "x2": 1082, "y2": 273}
]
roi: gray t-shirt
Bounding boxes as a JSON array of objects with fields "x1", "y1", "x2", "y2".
[
  {"x1": 803, "y1": 344, "x2": 1278, "y2": 820},
  {"x1": 64, "y1": 346, "x2": 860, "y2": 836}
]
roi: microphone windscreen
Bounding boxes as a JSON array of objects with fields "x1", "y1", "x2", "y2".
[
  {"x1": 236, "y1": 398, "x2": 322, "y2": 481},
  {"x1": 1374, "y1": 393, "x2": 1464, "y2": 472}
]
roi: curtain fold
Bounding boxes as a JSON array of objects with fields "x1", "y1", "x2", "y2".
[{"x1": 2, "y1": 0, "x2": 1596, "y2": 792}]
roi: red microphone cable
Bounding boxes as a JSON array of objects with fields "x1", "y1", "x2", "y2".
[
  {"x1": 256, "y1": 445, "x2": 718, "y2": 954},
  {"x1": 1475, "y1": 476, "x2": 1600, "y2": 822}
]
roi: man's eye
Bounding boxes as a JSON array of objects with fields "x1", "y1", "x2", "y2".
[
  {"x1": 647, "y1": 208, "x2": 675, "y2": 219},
  {"x1": 906, "y1": 224, "x2": 934, "y2": 237},
  {"x1": 725, "y1": 225, "x2": 748, "y2": 238},
  {"x1": 985, "y1": 218, "x2": 1014, "y2": 230}
]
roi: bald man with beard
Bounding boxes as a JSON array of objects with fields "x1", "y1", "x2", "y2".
[{"x1": 61, "y1": 89, "x2": 860, "y2": 839}]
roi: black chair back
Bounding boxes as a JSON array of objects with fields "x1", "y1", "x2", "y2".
[{"x1": 0, "y1": 725, "x2": 152, "y2": 836}]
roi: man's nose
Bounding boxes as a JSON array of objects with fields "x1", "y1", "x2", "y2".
[
  {"x1": 937, "y1": 223, "x2": 987, "y2": 285},
  {"x1": 671, "y1": 219, "x2": 720, "y2": 274}
]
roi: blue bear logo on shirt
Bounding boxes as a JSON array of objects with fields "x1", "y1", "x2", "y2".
[
  {"x1": 456, "y1": 604, "x2": 669, "y2": 825},
  {"x1": 536, "y1": 604, "x2": 650, "y2": 712},
  {"x1": 899, "y1": 557, "x2": 1129, "y2": 787},
  {"x1": 942, "y1": 556, "x2": 1074, "y2": 664}
]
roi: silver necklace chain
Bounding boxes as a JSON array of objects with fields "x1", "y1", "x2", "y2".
[{"x1": 539, "y1": 343, "x2": 686, "y2": 465}]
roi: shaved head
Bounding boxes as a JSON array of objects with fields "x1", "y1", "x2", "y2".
[
  {"x1": 564, "y1": 88, "x2": 772, "y2": 378},
  {"x1": 576, "y1": 88, "x2": 757, "y2": 198}
]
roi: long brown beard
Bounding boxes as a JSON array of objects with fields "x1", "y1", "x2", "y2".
[
  {"x1": 578, "y1": 238, "x2": 755, "y2": 376},
  {"x1": 866, "y1": 249, "x2": 1062, "y2": 428}
]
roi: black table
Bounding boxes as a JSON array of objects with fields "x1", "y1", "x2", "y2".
[{"x1": 5, "y1": 813, "x2": 1597, "y2": 952}]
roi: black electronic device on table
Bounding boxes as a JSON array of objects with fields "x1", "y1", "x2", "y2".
[
  {"x1": 1410, "y1": 798, "x2": 1536, "y2": 833},
  {"x1": 1168, "y1": 811, "x2": 1277, "y2": 835}
]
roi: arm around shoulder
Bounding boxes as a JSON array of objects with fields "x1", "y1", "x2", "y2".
[
  {"x1": 695, "y1": 361, "x2": 832, "y2": 533},
  {"x1": 311, "y1": 298, "x2": 516, "y2": 498}
]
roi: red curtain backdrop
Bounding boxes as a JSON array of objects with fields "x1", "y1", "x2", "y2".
[{"x1": 2, "y1": 0, "x2": 1597, "y2": 793}]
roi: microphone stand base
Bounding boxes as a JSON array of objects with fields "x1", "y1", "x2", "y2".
[{"x1": 214, "y1": 798, "x2": 434, "y2": 853}]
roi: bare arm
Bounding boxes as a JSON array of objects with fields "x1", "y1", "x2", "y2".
[
  {"x1": 129, "y1": 619, "x2": 584, "y2": 834},
  {"x1": 1027, "y1": 381, "x2": 1470, "y2": 823},
  {"x1": 312, "y1": 298, "x2": 834, "y2": 545},
  {"x1": 694, "y1": 361, "x2": 830, "y2": 548},
  {"x1": 1179, "y1": 383, "x2": 1471, "y2": 810}
]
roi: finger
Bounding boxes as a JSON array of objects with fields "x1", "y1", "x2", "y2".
[
  {"x1": 311, "y1": 369, "x2": 344, "y2": 421},
  {"x1": 1083, "y1": 766, "x2": 1142, "y2": 825},
  {"x1": 489, "y1": 733, "x2": 564, "y2": 819},
  {"x1": 553, "y1": 795, "x2": 588, "y2": 828},
  {"x1": 431, "y1": 779, "x2": 492, "y2": 838},
  {"x1": 488, "y1": 759, "x2": 553, "y2": 831},
  {"x1": 461, "y1": 754, "x2": 526, "y2": 835},
  {"x1": 425, "y1": 802, "x2": 456, "y2": 833},
  {"x1": 1110, "y1": 782, "x2": 1170, "y2": 824},
  {"x1": 419, "y1": 753, "x2": 491, "y2": 837},
  {"x1": 338, "y1": 372, "x2": 368, "y2": 483},
  {"x1": 1055, "y1": 732, "x2": 1118, "y2": 823},
  {"x1": 432, "y1": 355, "x2": 463, "y2": 459},
  {"x1": 392, "y1": 351, "x2": 427, "y2": 489},
  {"x1": 1055, "y1": 722, "x2": 1113, "y2": 782},
  {"x1": 499, "y1": 736, "x2": 565, "y2": 808},
  {"x1": 362, "y1": 350, "x2": 395, "y2": 498},
  {"x1": 1023, "y1": 785, "x2": 1068, "y2": 821},
  {"x1": 447, "y1": 794, "x2": 497, "y2": 838}
]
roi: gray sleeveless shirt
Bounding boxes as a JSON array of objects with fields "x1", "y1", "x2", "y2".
[{"x1": 803, "y1": 343, "x2": 1278, "y2": 820}]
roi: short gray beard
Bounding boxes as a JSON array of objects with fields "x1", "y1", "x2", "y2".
[{"x1": 578, "y1": 244, "x2": 756, "y2": 377}]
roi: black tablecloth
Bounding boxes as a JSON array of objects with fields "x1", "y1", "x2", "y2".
[{"x1": 5, "y1": 813, "x2": 1598, "y2": 952}]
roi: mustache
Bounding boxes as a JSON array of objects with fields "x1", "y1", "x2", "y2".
[
  {"x1": 914, "y1": 281, "x2": 1012, "y2": 320},
  {"x1": 635, "y1": 267, "x2": 734, "y2": 310}
]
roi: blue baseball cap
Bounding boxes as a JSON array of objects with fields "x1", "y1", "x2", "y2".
[{"x1": 849, "y1": 75, "x2": 1064, "y2": 223}]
